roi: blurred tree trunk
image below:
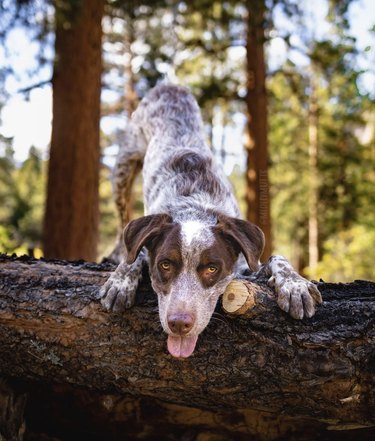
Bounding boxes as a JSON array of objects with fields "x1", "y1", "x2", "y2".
[
  {"x1": 43, "y1": 0, "x2": 105, "y2": 261},
  {"x1": 308, "y1": 78, "x2": 319, "y2": 274},
  {"x1": 124, "y1": 14, "x2": 138, "y2": 119},
  {"x1": 245, "y1": 0, "x2": 272, "y2": 260},
  {"x1": 123, "y1": 13, "x2": 139, "y2": 225}
]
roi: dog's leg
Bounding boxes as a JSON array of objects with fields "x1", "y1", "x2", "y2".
[
  {"x1": 102, "y1": 107, "x2": 149, "y2": 309},
  {"x1": 101, "y1": 249, "x2": 146, "y2": 312},
  {"x1": 255, "y1": 255, "x2": 322, "y2": 319},
  {"x1": 107, "y1": 119, "x2": 147, "y2": 263}
]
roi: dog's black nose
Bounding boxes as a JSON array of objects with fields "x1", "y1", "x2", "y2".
[{"x1": 168, "y1": 313, "x2": 194, "y2": 335}]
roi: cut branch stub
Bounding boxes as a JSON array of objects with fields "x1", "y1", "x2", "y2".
[{"x1": 222, "y1": 280, "x2": 260, "y2": 314}]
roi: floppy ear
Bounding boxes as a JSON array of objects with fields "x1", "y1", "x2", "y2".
[
  {"x1": 214, "y1": 215, "x2": 265, "y2": 271},
  {"x1": 123, "y1": 214, "x2": 173, "y2": 264}
]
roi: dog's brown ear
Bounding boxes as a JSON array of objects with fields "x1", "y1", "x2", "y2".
[
  {"x1": 214, "y1": 215, "x2": 265, "y2": 271},
  {"x1": 124, "y1": 214, "x2": 173, "y2": 264}
]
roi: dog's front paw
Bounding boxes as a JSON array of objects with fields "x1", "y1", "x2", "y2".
[
  {"x1": 268, "y1": 273, "x2": 322, "y2": 319},
  {"x1": 100, "y1": 275, "x2": 138, "y2": 312}
]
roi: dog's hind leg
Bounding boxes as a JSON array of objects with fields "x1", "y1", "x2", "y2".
[{"x1": 107, "y1": 118, "x2": 147, "y2": 263}]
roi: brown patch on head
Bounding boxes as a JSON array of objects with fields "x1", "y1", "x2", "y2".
[
  {"x1": 147, "y1": 223, "x2": 183, "y2": 295},
  {"x1": 123, "y1": 214, "x2": 173, "y2": 264},
  {"x1": 197, "y1": 234, "x2": 239, "y2": 288},
  {"x1": 212, "y1": 215, "x2": 265, "y2": 271}
]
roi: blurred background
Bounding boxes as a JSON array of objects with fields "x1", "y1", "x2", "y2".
[{"x1": 0, "y1": 0, "x2": 374, "y2": 282}]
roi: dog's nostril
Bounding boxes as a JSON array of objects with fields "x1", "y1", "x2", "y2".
[{"x1": 168, "y1": 313, "x2": 194, "y2": 335}]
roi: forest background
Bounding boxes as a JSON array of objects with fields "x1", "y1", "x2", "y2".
[{"x1": 0, "y1": 0, "x2": 374, "y2": 283}]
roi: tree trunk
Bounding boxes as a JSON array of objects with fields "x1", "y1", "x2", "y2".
[
  {"x1": 0, "y1": 255, "x2": 374, "y2": 441},
  {"x1": 43, "y1": 0, "x2": 105, "y2": 261},
  {"x1": 308, "y1": 79, "x2": 319, "y2": 275},
  {"x1": 124, "y1": 14, "x2": 138, "y2": 120},
  {"x1": 245, "y1": 0, "x2": 272, "y2": 260}
]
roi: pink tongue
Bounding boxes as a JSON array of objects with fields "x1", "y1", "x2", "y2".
[{"x1": 167, "y1": 335, "x2": 198, "y2": 358}]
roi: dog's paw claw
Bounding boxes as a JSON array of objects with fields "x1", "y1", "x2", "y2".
[{"x1": 308, "y1": 282, "x2": 323, "y2": 305}]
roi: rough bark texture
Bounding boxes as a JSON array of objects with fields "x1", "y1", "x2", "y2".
[
  {"x1": 245, "y1": 0, "x2": 272, "y2": 260},
  {"x1": 43, "y1": 0, "x2": 104, "y2": 261},
  {"x1": 0, "y1": 380, "x2": 26, "y2": 441},
  {"x1": 0, "y1": 255, "x2": 374, "y2": 441}
]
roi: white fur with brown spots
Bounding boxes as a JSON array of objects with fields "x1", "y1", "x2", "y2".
[{"x1": 100, "y1": 84, "x2": 322, "y2": 358}]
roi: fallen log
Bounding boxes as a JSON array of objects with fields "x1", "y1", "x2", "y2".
[{"x1": 0, "y1": 254, "x2": 374, "y2": 440}]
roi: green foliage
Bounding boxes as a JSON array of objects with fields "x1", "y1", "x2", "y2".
[
  {"x1": 98, "y1": 165, "x2": 118, "y2": 259},
  {"x1": 1, "y1": 0, "x2": 373, "y2": 283},
  {"x1": 0, "y1": 136, "x2": 17, "y2": 253},
  {"x1": 268, "y1": 69, "x2": 310, "y2": 268},
  {"x1": 173, "y1": 1, "x2": 246, "y2": 116},
  {"x1": 312, "y1": 225, "x2": 375, "y2": 282},
  {"x1": 0, "y1": 140, "x2": 46, "y2": 256},
  {"x1": 98, "y1": 165, "x2": 144, "y2": 260},
  {"x1": 267, "y1": 2, "x2": 374, "y2": 279}
]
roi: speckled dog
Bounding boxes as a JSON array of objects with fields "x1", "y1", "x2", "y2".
[{"x1": 100, "y1": 84, "x2": 322, "y2": 358}]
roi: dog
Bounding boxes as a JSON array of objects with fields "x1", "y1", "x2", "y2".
[{"x1": 100, "y1": 84, "x2": 322, "y2": 358}]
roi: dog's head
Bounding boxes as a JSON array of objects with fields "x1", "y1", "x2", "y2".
[{"x1": 124, "y1": 213, "x2": 264, "y2": 358}]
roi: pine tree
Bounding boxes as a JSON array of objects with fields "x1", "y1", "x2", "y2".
[
  {"x1": 0, "y1": 141, "x2": 46, "y2": 255},
  {"x1": 268, "y1": 0, "x2": 372, "y2": 279},
  {"x1": 43, "y1": 0, "x2": 105, "y2": 261},
  {"x1": 245, "y1": 0, "x2": 271, "y2": 259}
]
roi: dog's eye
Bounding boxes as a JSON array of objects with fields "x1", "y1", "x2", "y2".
[
  {"x1": 159, "y1": 261, "x2": 171, "y2": 271},
  {"x1": 207, "y1": 265, "x2": 218, "y2": 274}
]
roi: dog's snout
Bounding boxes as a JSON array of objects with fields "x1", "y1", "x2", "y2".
[{"x1": 167, "y1": 313, "x2": 194, "y2": 335}]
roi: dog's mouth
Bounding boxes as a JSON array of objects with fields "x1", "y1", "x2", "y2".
[{"x1": 167, "y1": 334, "x2": 198, "y2": 358}]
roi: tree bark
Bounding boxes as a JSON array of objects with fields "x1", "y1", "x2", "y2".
[
  {"x1": 43, "y1": 0, "x2": 105, "y2": 261},
  {"x1": 0, "y1": 380, "x2": 27, "y2": 441},
  {"x1": 0, "y1": 254, "x2": 374, "y2": 440},
  {"x1": 245, "y1": 0, "x2": 272, "y2": 261},
  {"x1": 124, "y1": 12, "x2": 139, "y2": 120}
]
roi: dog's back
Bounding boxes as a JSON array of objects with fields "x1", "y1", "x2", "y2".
[
  {"x1": 131, "y1": 84, "x2": 240, "y2": 221},
  {"x1": 101, "y1": 84, "x2": 322, "y2": 358}
]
